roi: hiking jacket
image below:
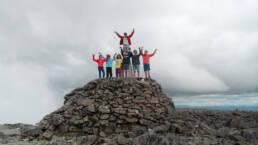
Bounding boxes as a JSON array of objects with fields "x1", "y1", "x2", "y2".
[
  {"x1": 92, "y1": 54, "x2": 107, "y2": 67},
  {"x1": 132, "y1": 53, "x2": 141, "y2": 65},
  {"x1": 105, "y1": 57, "x2": 114, "y2": 68},
  {"x1": 115, "y1": 29, "x2": 134, "y2": 45},
  {"x1": 114, "y1": 58, "x2": 122, "y2": 68},
  {"x1": 141, "y1": 50, "x2": 157, "y2": 65},
  {"x1": 121, "y1": 49, "x2": 133, "y2": 64}
]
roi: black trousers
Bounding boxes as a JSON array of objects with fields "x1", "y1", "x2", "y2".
[
  {"x1": 106, "y1": 67, "x2": 112, "y2": 78},
  {"x1": 98, "y1": 67, "x2": 105, "y2": 78}
]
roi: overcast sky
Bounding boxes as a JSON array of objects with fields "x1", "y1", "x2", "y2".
[{"x1": 0, "y1": 0, "x2": 258, "y2": 124}]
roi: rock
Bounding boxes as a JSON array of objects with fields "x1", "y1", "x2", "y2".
[
  {"x1": 132, "y1": 131, "x2": 169, "y2": 145},
  {"x1": 171, "y1": 123, "x2": 183, "y2": 134},
  {"x1": 125, "y1": 117, "x2": 138, "y2": 123},
  {"x1": 128, "y1": 109, "x2": 139, "y2": 114},
  {"x1": 27, "y1": 78, "x2": 175, "y2": 141},
  {"x1": 133, "y1": 98, "x2": 146, "y2": 104},
  {"x1": 150, "y1": 98, "x2": 159, "y2": 104},
  {"x1": 0, "y1": 128, "x2": 20, "y2": 136},
  {"x1": 98, "y1": 105, "x2": 111, "y2": 114},
  {"x1": 215, "y1": 127, "x2": 231, "y2": 137},
  {"x1": 42, "y1": 131, "x2": 53, "y2": 140},
  {"x1": 2, "y1": 107, "x2": 258, "y2": 145},
  {"x1": 88, "y1": 104, "x2": 96, "y2": 112},
  {"x1": 52, "y1": 114, "x2": 64, "y2": 126},
  {"x1": 113, "y1": 107, "x2": 127, "y2": 114},
  {"x1": 83, "y1": 116, "x2": 89, "y2": 121},
  {"x1": 77, "y1": 98, "x2": 94, "y2": 106},
  {"x1": 100, "y1": 114, "x2": 110, "y2": 120},
  {"x1": 166, "y1": 104, "x2": 175, "y2": 115},
  {"x1": 153, "y1": 125, "x2": 169, "y2": 134},
  {"x1": 227, "y1": 117, "x2": 245, "y2": 129},
  {"x1": 228, "y1": 129, "x2": 242, "y2": 141},
  {"x1": 199, "y1": 123, "x2": 216, "y2": 135},
  {"x1": 241, "y1": 128, "x2": 257, "y2": 139},
  {"x1": 99, "y1": 131, "x2": 106, "y2": 137},
  {"x1": 117, "y1": 134, "x2": 129, "y2": 145},
  {"x1": 76, "y1": 135, "x2": 97, "y2": 145},
  {"x1": 70, "y1": 119, "x2": 84, "y2": 125},
  {"x1": 0, "y1": 125, "x2": 9, "y2": 130},
  {"x1": 199, "y1": 140, "x2": 210, "y2": 145},
  {"x1": 100, "y1": 120, "x2": 109, "y2": 126},
  {"x1": 139, "y1": 119, "x2": 153, "y2": 126},
  {"x1": 21, "y1": 127, "x2": 42, "y2": 137}
]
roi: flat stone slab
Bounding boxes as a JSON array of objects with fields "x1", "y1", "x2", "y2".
[
  {"x1": 0, "y1": 125, "x2": 20, "y2": 136},
  {"x1": 0, "y1": 124, "x2": 9, "y2": 130}
]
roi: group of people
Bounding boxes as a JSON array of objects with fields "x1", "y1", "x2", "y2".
[{"x1": 92, "y1": 29, "x2": 157, "y2": 79}]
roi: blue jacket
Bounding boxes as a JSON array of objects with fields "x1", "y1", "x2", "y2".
[{"x1": 105, "y1": 57, "x2": 114, "y2": 67}]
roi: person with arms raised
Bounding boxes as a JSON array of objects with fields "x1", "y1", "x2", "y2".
[
  {"x1": 132, "y1": 47, "x2": 142, "y2": 78},
  {"x1": 140, "y1": 48, "x2": 157, "y2": 78},
  {"x1": 104, "y1": 54, "x2": 115, "y2": 78},
  {"x1": 114, "y1": 28, "x2": 135, "y2": 51},
  {"x1": 92, "y1": 53, "x2": 107, "y2": 78},
  {"x1": 114, "y1": 53, "x2": 123, "y2": 78},
  {"x1": 120, "y1": 47, "x2": 133, "y2": 78}
]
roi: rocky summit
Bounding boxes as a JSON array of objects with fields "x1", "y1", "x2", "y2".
[
  {"x1": 37, "y1": 78, "x2": 175, "y2": 140},
  {"x1": 1, "y1": 78, "x2": 258, "y2": 145}
]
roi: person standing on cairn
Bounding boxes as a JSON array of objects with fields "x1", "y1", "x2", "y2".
[
  {"x1": 120, "y1": 47, "x2": 133, "y2": 78},
  {"x1": 132, "y1": 47, "x2": 142, "y2": 78},
  {"x1": 140, "y1": 48, "x2": 158, "y2": 78},
  {"x1": 92, "y1": 53, "x2": 107, "y2": 78},
  {"x1": 114, "y1": 28, "x2": 135, "y2": 51},
  {"x1": 114, "y1": 53, "x2": 123, "y2": 78},
  {"x1": 104, "y1": 54, "x2": 115, "y2": 78},
  {"x1": 127, "y1": 47, "x2": 133, "y2": 77}
]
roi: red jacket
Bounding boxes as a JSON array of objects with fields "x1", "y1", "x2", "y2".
[
  {"x1": 115, "y1": 29, "x2": 134, "y2": 45},
  {"x1": 141, "y1": 49, "x2": 157, "y2": 65},
  {"x1": 92, "y1": 55, "x2": 107, "y2": 67}
]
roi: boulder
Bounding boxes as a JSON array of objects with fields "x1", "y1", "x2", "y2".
[{"x1": 21, "y1": 127, "x2": 42, "y2": 138}]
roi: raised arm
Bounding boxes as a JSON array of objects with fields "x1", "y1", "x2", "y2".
[
  {"x1": 105, "y1": 55, "x2": 109, "y2": 62},
  {"x1": 120, "y1": 47, "x2": 124, "y2": 57},
  {"x1": 138, "y1": 47, "x2": 142, "y2": 56},
  {"x1": 114, "y1": 31, "x2": 123, "y2": 38},
  {"x1": 92, "y1": 54, "x2": 97, "y2": 62},
  {"x1": 128, "y1": 28, "x2": 135, "y2": 38},
  {"x1": 150, "y1": 49, "x2": 157, "y2": 57},
  {"x1": 113, "y1": 53, "x2": 117, "y2": 59},
  {"x1": 129, "y1": 51, "x2": 133, "y2": 57},
  {"x1": 140, "y1": 48, "x2": 143, "y2": 55}
]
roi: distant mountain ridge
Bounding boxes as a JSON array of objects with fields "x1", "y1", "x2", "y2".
[{"x1": 176, "y1": 105, "x2": 258, "y2": 111}]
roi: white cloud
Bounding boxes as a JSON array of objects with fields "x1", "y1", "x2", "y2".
[
  {"x1": 154, "y1": 53, "x2": 229, "y2": 93},
  {"x1": 0, "y1": 62, "x2": 60, "y2": 124}
]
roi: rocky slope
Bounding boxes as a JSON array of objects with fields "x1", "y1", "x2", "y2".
[
  {"x1": 1, "y1": 109, "x2": 258, "y2": 145},
  {"x1": 36, "y1": 78, "x2": 175, "y2": 140},
  {"x1": 0, "y1": 78, "x2": 257, "y2": 145}
]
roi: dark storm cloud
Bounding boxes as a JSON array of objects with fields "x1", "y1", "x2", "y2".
[{"x1": 0, "y1": 0, "x2": 258, "y2": 123}]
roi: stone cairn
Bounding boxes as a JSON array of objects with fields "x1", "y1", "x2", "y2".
[{"x1": 36, "y1": 78, "x2": 175, "y2": 140}]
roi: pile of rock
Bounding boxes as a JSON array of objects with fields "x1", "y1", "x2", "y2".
[
  {"x1": 2, "y1": 77, "x2": 258, "y2": 145},
  {"x1": 36, "y1": 78, "x2": 175, "y2": 140}
]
